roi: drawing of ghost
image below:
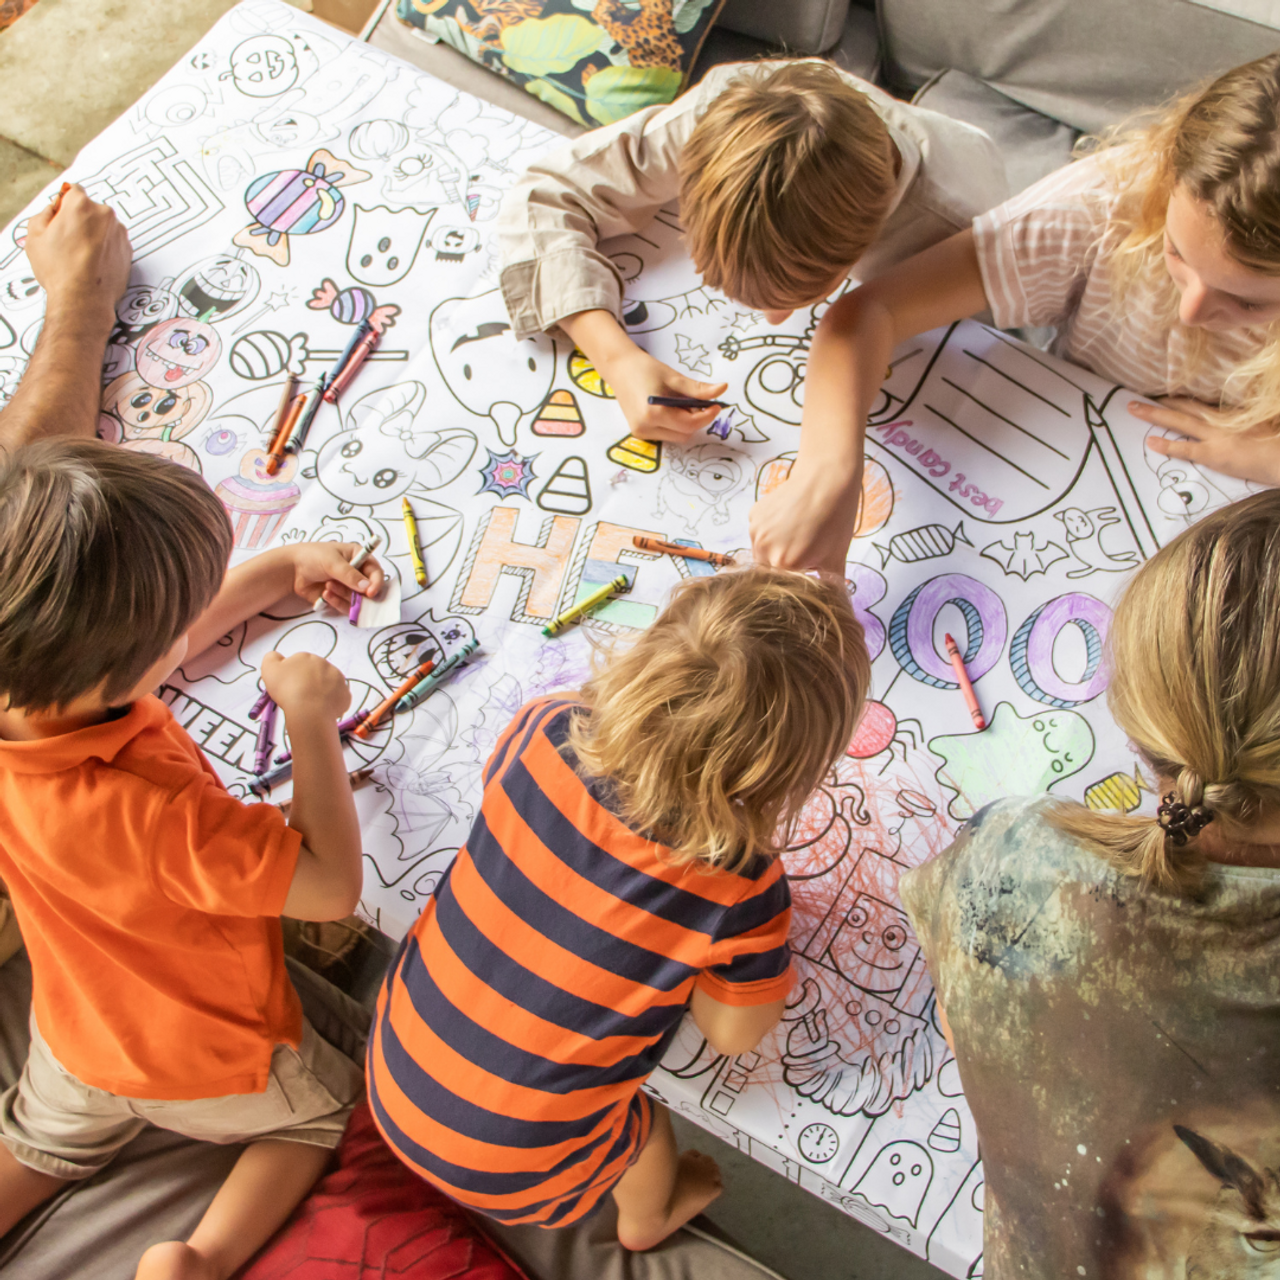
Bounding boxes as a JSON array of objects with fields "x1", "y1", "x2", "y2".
[
  {"x1": 429, "y1": 290, "x2": 557, "y2": 447},
  {"x1": 930, "y1": 702, "x2": 1095, "y2": 821},
  {"x1": 653, "y1": 444, "x2": 750, "y2": 533},
  {"x1": 214, "y1": 448, "x2": 302, "y2": 549},
  {"x1": 1054, "y1": 506, "x2": 1140, "y2": 578},
  {"x1": 176, "y1": 619, "x2": 255, "y2": 686},
  {"x1": 101, "y1": 372, "x2": 214, "y2": 445},
  {"x1": 345, "y1": 206, "x2": 434, "y2": 287},
  {"x1": 136, "y1": 318, "x2": 222, "y2": 390},
  {"x1": 853, "y1": 1141, "x2": 934, "y2": 1227},
  {"x1": 173, "y1": 254, "x2": 260, "y2": 322}
]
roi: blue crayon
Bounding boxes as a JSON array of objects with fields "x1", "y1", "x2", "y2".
[
  {"x1": 394, "y1": 641, "x2": 478, "y2": 713},
  {"x1": 249, "y1": 757, "x2": 292, "y2": 797}
]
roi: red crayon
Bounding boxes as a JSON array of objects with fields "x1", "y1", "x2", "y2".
[
  {"x1": 944, "y1": 633, "x2": 986, "y2": 730},
  {"x1": 323, "y1": 329, "x2": 380, "y2": 402}
]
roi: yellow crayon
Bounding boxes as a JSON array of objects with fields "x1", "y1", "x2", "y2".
[
  {"x1": 402, "y1": 497, "x2": 427, "y2": 587},
  {"x1": 543, "y1": 573, "x2": 627, "y2": 637}
]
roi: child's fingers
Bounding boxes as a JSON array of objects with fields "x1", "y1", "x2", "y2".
[
  {"x1": 640, "y1": 406, "x2": 721, "y2": 442},
  {"x1": 668, "y1": 372, "x2": 728, "y2": 400},
  {"x1": 1145, "y1": 434, "x2": 1205, "y2": 463},
  {"x1": 1128, "y1": 399, "x2": 1212, "y2": 438}
]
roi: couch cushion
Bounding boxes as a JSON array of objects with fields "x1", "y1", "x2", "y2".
[
  {"x1": 878, "y1": 0, "x2": 1280, "y2": 133},
  {"x1": 715, "y1": 0, "x2": 850, "y2": 53},
  {"x1": 395, "y1": 0, "x2": 727, "y2": 128},
  {"x1": 913, "y1": 69, "x2": 1079, "y2": 196}
]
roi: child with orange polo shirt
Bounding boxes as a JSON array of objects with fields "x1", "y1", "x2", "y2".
[
  {"x1": 0, "y1": 440, "x2": 383, "y2": 1280},
  {"x1": 369, "y1": 567, "x2": 870, "y2": 1250}
]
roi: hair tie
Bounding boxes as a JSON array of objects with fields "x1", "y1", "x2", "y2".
[{"x1": 1157, "y1": 792, "x2": 1214, "y2": 846}]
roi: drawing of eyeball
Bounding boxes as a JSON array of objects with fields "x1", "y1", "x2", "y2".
[{"x1": 1156, "y1": 466, "x2": 1211, "y2": 516}]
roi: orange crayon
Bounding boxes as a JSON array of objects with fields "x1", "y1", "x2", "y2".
[
  {"x1": 632, "y1": 535, "x2": 734, "y2": 567},
  {"x1": 354, "y1": 659, "x2": 437, "y2": 737},
  {"x1": 50, "y1": 182, "x2": 71, "y2": 215},
  {"x1": 944, "y1": 633, "x2": 986, "y2": 730}
]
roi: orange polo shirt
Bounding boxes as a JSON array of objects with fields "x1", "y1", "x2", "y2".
[{"x1": 0, "y1": 695, "x2": 303, "y2": 1099}]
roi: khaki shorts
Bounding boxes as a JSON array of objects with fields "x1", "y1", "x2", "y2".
[{"x1": 0, "y1": 1014, "x2": 363, "y2": 1180}]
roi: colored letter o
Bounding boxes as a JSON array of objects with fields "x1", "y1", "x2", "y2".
[
  {"x1": 1010, "y1": 593, "x2": 1111, "y2": 708},
  {"x1": 889, "y1": 574, "x2": 1007, "y2": 688}
]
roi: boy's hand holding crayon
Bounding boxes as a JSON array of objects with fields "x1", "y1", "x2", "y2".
[
  {"x1": 287, "y1": 541, "x2": 385, "y2": 612},
  {"x1": 260, "y1": 651, "x2": 351, "y2": 724},
  {"x1": 603, "y1": 345, "x2": 728, "y2": 444}
]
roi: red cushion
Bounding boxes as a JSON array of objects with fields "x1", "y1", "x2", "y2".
[{"x1": 236, "y1": 1103, "x2": 531, "y2": 1279}]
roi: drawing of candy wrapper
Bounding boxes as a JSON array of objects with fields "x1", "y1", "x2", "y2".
[
  {"x1": 215, "y1": 473, "x2": 301, "y2": 549},
  {"x1": 867, "y1": 321, "x2": 1099, "y2": 525}
]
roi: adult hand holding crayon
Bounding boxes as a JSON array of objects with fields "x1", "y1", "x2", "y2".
[{"x1": 22, "y1": 183, "x2": 132, "y2": 318}]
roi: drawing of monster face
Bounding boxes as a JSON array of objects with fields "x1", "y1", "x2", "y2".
[
  {"x1": 102, "y1": 372, "x2": 213, "y2": 439},
  {"x1": 315, "y1": 431, "x2": 412, "y2": 510},
  {"x1": 683, "y1": 450, "x2": 743, "y2": 496},
  {"x1": 115, "y1": 284, "x2": 180, "y2": 338},
  {"x1": 226, "y1": 35, "x2": 298, "y2": 98},
  {"x1": 831, "y1": 893, "x2": 919, "y2": 994},
  {"x1": 429, "y1": 291, "x2": 556, "y2": 444},
  {"x1": 136, "y1": 319, "x2": 222, "y2": 389},
  {"x1": 174, "y1": 255, "x2": 259, "y2": 321},
  {"x1": 346, "y1": 205, "x2": 432, "y2": 287},
  {"x1": 1155, "y1": 459, "x2": 1214, "y2": 518}
]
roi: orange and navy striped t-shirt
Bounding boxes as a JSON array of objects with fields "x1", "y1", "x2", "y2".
[{"x1": 368, "y1": 697, "x2": 793, "y2": 1226}]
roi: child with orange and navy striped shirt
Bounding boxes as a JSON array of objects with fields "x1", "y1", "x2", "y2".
[{"x1": 368, "y1": 567, "x2": 869, "y2": 1249}]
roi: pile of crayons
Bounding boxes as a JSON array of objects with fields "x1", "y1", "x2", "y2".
[{"x1": 263, "y1": 320, "x2": 382, "y2": 475}]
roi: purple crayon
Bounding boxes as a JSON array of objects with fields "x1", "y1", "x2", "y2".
[
  {"x1": 348, "y1": 592, "x2": 362, "y2": 625},
  {"x1": 253, "y1": 701, "x2": 278, "y2": 775},
  {"x1": 275, "y1": 709, "x2": 369, "y2": 765},
  {"x1": 248, "y1": 689, "x2": 273, "y2": 720}
]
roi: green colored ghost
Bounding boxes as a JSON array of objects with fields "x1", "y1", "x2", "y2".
[{"x1": 930, "y1": 701, "x2": 1095, "y2": 820}]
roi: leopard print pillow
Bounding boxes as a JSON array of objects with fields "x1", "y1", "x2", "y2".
[{"x1": 396, "y1": 0, "x2": 727, "y2": 126}]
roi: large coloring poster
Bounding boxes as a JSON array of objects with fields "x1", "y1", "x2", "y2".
[{"x1": 0, "y1": 3, "x2": 1255, "y2": 1275}]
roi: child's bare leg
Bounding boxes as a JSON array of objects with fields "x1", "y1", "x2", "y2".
[
  {"x1": 612, "y1": 1102, "x2": 722, "y2": 1251},
  {"x1": 0, "y1": 1142, "x2": 68, "y2": 1235},
  {"x1": 134, "y1": 1139, "x2": 328, "y2": 1280}
]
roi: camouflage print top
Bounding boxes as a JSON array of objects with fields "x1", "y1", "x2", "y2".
[{"x1": 900, "y1": 797, "x2": 1280, "y2": 1280}]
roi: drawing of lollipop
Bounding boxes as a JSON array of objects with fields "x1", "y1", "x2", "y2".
[{"x1": 233, "y1": 149, "x2": 370, "y2": 268}]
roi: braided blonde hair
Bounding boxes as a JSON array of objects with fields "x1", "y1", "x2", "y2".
[{"x1": 1046, "y1": 490, "x2": 1280, "y2": 892}]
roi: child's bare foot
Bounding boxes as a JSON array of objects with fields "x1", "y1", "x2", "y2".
[
  {"x1": 616, "y1": 1150, "x2": 723, "y2": 1251},
  {"x1": 135, "y1": 1241, "x2": 219, "y2": 1280}
]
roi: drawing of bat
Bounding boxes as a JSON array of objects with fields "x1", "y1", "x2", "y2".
[{"x1": 980, "y1": 532, "x2": 1069, "y2": 580}]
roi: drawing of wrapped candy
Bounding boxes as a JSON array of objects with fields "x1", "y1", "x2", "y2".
[
  {"x1": 233, "y1": 149, "x2": 370, "y2": 268},
  {"x1": 215, "y1": 449, "x2": 302, "y2": 549},
  {"x1": 308, "y1": 278, "x2": 399, "y2": 334},
  {"x1": 874, "y1": 521, "x2": 972, "y2": 567}
]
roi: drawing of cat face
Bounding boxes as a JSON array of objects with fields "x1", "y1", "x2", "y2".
[{"x1": 314, "y1": 429, "x2": 413, "y2": 510}]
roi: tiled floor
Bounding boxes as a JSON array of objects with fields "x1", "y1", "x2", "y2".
[{"x1": 0, "y1": 3, "x2": 952, "y2": 1276}]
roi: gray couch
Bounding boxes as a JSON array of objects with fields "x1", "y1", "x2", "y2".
[{"x1": 373, "y1": 0, "x2": 1280, "y2": 197}]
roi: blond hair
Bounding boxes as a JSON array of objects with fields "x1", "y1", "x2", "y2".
[
  {"x1": 0, "y1": 440, "x2": 231, "y2": 710},
  {"x1": 567, "y1": 566, "x2": 869, "y2": 873},
  {"x1": 1086, "y1": 53, "x2": 1280, "y2": 431},
  {"x1": 1046, "y1": 489, "x2": 1280, "y2": 893},
  {"x1": 679, "y1": 61, "x2": 897, "y2": 311}
]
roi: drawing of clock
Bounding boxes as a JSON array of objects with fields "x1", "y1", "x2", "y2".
[{"x1": 798, "y1": 1122, "x2": 840, "y2": 1164}]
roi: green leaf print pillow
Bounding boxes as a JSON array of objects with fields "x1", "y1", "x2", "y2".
[{"x1": 395, "y1": 0, "x2": 726, "y2": 127}]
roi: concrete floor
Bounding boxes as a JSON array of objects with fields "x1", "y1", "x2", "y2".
[{"x1": 0, "y1": 3, "x2": 951, "y2": 1276}]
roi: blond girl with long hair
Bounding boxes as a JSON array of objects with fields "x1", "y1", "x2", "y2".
[
  {"x1": 367, "y1": 567, "x2": 868, "y2": 1249},
  {"x1": 900, "y1": 489, "x2": 1280, "y2": 1278},
  {"x1": 752, "y1": 53, "x2": 1280, "y2": 572}
]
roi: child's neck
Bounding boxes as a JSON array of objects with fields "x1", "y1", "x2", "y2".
[{"x1": 0, "y1": 699, "x2": 119, "y2": 742}]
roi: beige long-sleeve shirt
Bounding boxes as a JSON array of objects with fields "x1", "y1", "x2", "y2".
[{"x1": 498, "y1": 61, "x2": 1010, "y2": 340}]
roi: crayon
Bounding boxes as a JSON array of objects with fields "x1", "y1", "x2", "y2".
[
  {"x1": 263, "y1": 373, "x2": 297, "y2": 450},
  {"x1": 542, "y1": 574, "x2": 627, "y2": 637},
  {"x1": 315, "y1": 534, "x2": 382, "y2": 613},
  {"x1": 944, "y1": 633, "x2": 986, "y2": 730},
  {"x1": 50, "y1": 181, "x2": 72, "y2": 216},
  {"x1": 355, "y1": 657, "x2": 437, "y2": 737},
  {"x1": 403, "y1": 497, "x2": 427, "y2": 587},
  {"x1": 253, "y1": 700, "x2": 278, "y2": 775},
  {"x1": 327, "y1": 320, "x2": 372, "y2": 387},
  {"x1": 632, "y1": 535, "x2": 735, "y2": 567},
  {"x1": 393, "y1": 641, "x2": 478, "y2": 713},
  {"x1": 248, "y1": 690, "x2": 274, "y2": 721},
  {"x1": 348, "y1": 591, "x2": 362, "y2": 625},
  {"x1": 323, "y1": 328, "x2": 380, "y2": 402},
  {"x1": 284, "y1": 375, "x2": 327, "y2": 454},
  {"x1": 265, "y1": 394, "x2": 305, "y2": 475},
  {"x1": 249, "y1": 758, "x2": 293, "y2": 797},
  {"x1": 647, "y1": 395, "x2": 727, "y2": 410}
]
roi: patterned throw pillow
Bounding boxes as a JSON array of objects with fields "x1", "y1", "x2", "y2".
[{"x1": 395, "y1": 0, "x2": 727, "y2": 127}]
